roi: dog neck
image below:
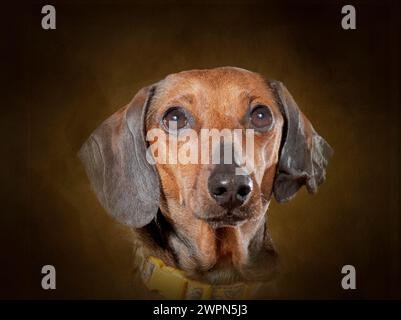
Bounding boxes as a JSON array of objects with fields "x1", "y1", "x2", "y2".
[{"x1": 133, "y1": 209, "x2": 277, "y2": 285}]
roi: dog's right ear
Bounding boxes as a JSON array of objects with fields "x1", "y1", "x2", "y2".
[{"x1": 78, "y1": 85, "x2": 160, "y2": 228}]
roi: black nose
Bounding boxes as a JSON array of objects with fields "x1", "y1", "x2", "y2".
[{"x1": 208, "y1": 165, "x2": 253, "y2": 210}]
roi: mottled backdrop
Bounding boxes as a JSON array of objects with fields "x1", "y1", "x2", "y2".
[{"x1": 1, "y1": 0, "x2": 400, "y2": 299}]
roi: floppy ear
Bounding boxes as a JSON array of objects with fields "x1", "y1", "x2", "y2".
[
  {"x1": 269, "y1": 80, "x2": 333, "y2": 203},
  {"x1": 78, "y1": 85, "x2": 160, "y2": 227}
]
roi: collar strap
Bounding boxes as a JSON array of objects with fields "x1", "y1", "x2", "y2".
[{"x1": 137, "y1": 255, "x2": 261, "y2": 299}]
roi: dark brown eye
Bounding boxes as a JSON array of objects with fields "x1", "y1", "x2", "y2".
[
  {"x1": 162, "y1": 107, "x2": 188, "y2": 131},
  {"x1": 250, "y1": 105, "x2": 273, "y2": 130}
]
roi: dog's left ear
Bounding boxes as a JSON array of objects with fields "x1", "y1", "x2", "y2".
[
  {"x1": 269, "y1": 80, "x2": 333, "y2": 203},
  {"x1": 78, "y1": 85, "x2": 160, "y2": 227}
]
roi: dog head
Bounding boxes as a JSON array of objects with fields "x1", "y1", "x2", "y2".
[{"x1": 79, "y1": 67, "x2": 332, "y2": 280}]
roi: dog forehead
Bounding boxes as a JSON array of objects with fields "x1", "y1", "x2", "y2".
[
  {"x1": 154, "y1": 67, "x2": 273, "y2": 105},
  {"x1": 165, "y1": 67, "x2": 265, "y2": 89}
]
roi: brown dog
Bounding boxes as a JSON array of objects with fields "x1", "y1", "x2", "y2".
[{"x1": 79, "y1": 67, "x2": 332, "y2": 298}]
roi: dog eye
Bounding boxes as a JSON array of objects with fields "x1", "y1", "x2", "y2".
[
  {"x1": 162, "y1": 107, "x2": 188, "y2": 131},
  {"x1": 250, "y1": 105, "x2": 274, "y2": 130}
]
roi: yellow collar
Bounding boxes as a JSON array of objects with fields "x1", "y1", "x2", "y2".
[{"x1": 137, "y1": 254, "x2": 261, "y2": 300}]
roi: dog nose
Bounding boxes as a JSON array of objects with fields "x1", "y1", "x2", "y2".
[{"x1": 208, "y1": 166, "x2": 253, "y2": 210}]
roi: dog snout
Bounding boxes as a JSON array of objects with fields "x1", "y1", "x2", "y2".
[{"x1": 208, "y1": 164, "x2": 253, "y2": 210}]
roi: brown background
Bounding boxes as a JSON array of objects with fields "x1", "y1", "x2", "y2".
[{"x1": 1, "y1": 0, "x2": 400, "y2": 299}]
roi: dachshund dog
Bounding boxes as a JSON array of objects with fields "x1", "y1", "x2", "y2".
[{"x1": 79, "y1": 67, "x2": 332, "y2": 299}]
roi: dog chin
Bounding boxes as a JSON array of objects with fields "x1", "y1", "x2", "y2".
[{"x1": 204, "y1": 214, "x2": 248, "y2": 229}]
